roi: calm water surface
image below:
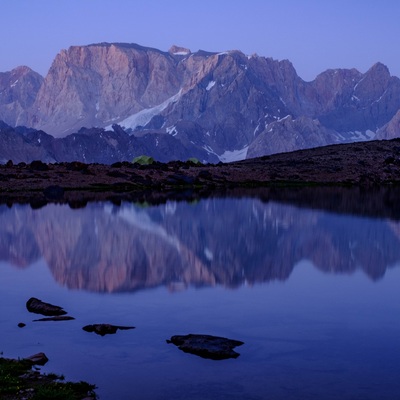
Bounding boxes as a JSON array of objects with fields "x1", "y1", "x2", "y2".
[{"x1": 1, "y1": 197, "x2": 400, "y2": 399}]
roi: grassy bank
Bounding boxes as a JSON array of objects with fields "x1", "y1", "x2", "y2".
[{"x1": 0, "y1": 356, "x2": 96, "y2": 400}]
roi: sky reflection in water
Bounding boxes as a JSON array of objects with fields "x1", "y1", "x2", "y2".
[{"x1": 0, "y1": 197, "x2": 400, "y2": 400}]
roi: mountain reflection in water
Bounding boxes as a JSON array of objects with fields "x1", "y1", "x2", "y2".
[{"x1": 1, "y1": 196, "x2": 400, "y2": 293}]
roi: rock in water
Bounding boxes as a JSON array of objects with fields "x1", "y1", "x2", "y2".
[
  {"x1": 33, "y1": 316, "x2": 75, "y2": 322},
  {"x1": 26, "y1": 297, "x2": 67, "y2": 316},
  {"x1": 82, "y1": 324, "x2": 135, "y2": 336},
  {"x1": 25, "y1": 352, "x2": 49, "y2": 366},
  {"x1": 167, "y1": 334, "x2": 244, "y2": 360}
]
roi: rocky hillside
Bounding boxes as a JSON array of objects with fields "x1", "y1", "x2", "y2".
[
  {"x1": 1, "y1": 42, "x2": 400, "y2": 163},
  {"x1": 0, "y1": 121, "x2": 217, "y2": 164},
  {"x1": 0, "y1": 66, "x2": 43, "y2": 127}
]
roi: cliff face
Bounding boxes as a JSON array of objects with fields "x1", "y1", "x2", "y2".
[
  {"x1": 1, "y1": 43, "x2": 400, "y2": 162},
  {"x1": 376, "y1": 109, "x2": 400, "y2": 139},
  {"x1": 28, "y1": 43, "x2": 183, "y2": 136},
  {"x1": 247, "y1": 116, "x2": 340, "y2": 158}
]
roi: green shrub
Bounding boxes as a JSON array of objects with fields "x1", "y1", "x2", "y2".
[
  {"x1": 187, "y1": 157, "x2": 202, "y2": 165},
  {"x1": 132, "y1": 155, "x2": 155, "y2": 165}
]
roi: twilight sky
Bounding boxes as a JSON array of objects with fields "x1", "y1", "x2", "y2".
[{"x1": 1, "y1": 0, "x2": 399, "y2": 81}]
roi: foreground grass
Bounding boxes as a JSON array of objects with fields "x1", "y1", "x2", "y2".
[{"x1": 0, "y1": 357, "x2": 96, "y2": 400}]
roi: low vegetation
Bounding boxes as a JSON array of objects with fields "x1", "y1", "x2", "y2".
[{"x1": 0, "y1": 356, "x2": 96, "y2": 400}]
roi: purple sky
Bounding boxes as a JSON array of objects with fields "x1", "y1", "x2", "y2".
[{"x1": 1, "y1": 0, "x2": 399, "y2": 81}]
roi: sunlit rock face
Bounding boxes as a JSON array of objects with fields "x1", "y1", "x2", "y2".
[
  {"x1": 376, "y1": 109, "x2": 400, "y2": 140},
  {"x1": 2, "y1": 43, "x2": 400, "y2": 163},
  {"x1": 27, "y1": 43, "x2": 183, "y2": 137},
  {"x1": 1, "y1": 198, "x2": 400, "y2": 293}
]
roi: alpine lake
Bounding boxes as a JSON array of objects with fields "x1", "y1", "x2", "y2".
[{"x1": 1, "y1": 187, "x2": 400, "y2": 400}]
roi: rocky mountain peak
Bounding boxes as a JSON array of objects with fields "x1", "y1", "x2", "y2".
[
  {"x1": 0, "y1": 66, "x2": 43, "y2": 127},
  {"x1": 169, "y1": 45, "x2": 191, "y2": 56},
  {"x1": 367, "y1": 61, "x2": 390, "y2": 76},
  {"x1": 353, "y1": 62, "x2": 391, "y2": 100}
]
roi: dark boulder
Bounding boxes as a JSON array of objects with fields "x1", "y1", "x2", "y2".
[
  {"x1": 25, "y1": 352, "x2": 49, "y2": 366},
  {"x1": 82, "y1": 324, "x2": 135, "y2": 336},
  {"x1": 26, "y1": 297, "x2": 67, "y2": 316},
  {"x1": 167, "y1": 334, "x2": 244, "y2": 360}
]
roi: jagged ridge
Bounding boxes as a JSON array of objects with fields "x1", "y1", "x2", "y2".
[{"x1": 1, "y1": 42, "x2": 400, "y2": 163}]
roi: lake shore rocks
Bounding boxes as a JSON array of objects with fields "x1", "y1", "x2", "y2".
[
  {"x1": 26, "y1": 297, "x2": 67, "y2": 316},
  {"x1": 82, "y1": 324, "x2": 135, "y2": 336},
  {"x1": 25, "y1": 352, "x2": 49, "y2": 366},
  {"x1": 0, "y1": 355, "x2": 97, "y2": 399},
  {"x1": 167, "y1": 334, "x2": 244, "y2": 360}
]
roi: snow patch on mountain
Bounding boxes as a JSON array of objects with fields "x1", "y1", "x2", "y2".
[
  {"x1": 339, "y1": 130, "x2": 376, "y2": 141},
  {"x1": 110, "y1": 90, "x2": 182, "y2": 131},
  {"x1": 166, "y1": 125, "x2": 178, "y2": 136},
  {"x1": 206, "y1": 81, "x2": 216, "y2": 91},
  {"x1": 201, "y1": 144, "x2": 249, "y2": 162},
  {"x1": 219, "y1": 146, "x2": 249, "y2": 162}
]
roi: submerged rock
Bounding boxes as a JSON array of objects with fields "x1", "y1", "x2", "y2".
[
  {"x1": 26, "y1": 297, "x2": 67, "y2": 316},
  {"x1": 82, "y1": 324, "x2": 135, "y2": 336},
  {"x1": 25, "y1": 352, "x2": 49, "y2": 366},
  {"x1": 167, "y1": 334, "x2": 244, "y2": 360}
]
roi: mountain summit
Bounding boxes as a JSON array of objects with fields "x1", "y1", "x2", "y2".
[{"x1": 1, "y1": 42, "x2": 400, "y2": 163}]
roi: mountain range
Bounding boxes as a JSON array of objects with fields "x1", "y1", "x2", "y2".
[{"x1": 1, "y1": 42, "x2": 400, "y2": 164}]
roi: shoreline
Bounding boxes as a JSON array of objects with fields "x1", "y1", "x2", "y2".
[
  {"x1": 1, "y1": 139, "x2": 400, "y2": 211},
  {"x1": 0, "y1": 355, "x2": 96, "y2": 400}
]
